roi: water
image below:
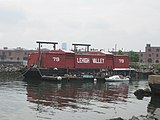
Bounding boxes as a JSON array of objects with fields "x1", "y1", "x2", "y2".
[{"x1": 0, "y1": 77, "x2": 158, "y2": 120}]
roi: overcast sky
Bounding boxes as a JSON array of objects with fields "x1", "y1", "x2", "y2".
[{"x1": 0, "y1": 0, "x2": 160, "y2": 51}]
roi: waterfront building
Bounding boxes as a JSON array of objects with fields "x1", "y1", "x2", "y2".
[
  {"x1": 138, "y1": 44, "x2": 160, "y2": 64},
  {"x1": 0, "y1": 47, "x2": 36, "y2": 65},
  {"x1": 0, "y1": 47, "x2": 50, "y2": 65}
]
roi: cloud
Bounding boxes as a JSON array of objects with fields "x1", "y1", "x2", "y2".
[
  {"x1": 0, "y1": 9, "x2": 24, "y2": 23},
  {"x1": 0, "y1": 0, "x2": 160, "y2": 51}
]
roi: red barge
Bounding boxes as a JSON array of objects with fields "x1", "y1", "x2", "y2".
[{"x1": 23, "y1": 41, "x2": 130, "y2": 81}]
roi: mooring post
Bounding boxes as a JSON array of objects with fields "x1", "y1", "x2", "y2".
[{"x1": 38, "y1": 42, "x2": 41, "y2": 68}]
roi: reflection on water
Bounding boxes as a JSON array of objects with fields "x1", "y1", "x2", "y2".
[
  {"x1": 26, "y1": 80, "x2": 129, "y2": 111},
  {"x1": 25, "y1": 79, "x2": 131, "y2": 119},
  {"x1": 0, "y1": 78, "x2": 157, "y2": 120}
]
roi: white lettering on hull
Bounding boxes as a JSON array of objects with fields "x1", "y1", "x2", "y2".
[
  {"x1": 92, "y1": 58, "x2": 105, "y2": 64},
  {"x1": 77, "y1": 58, "x2": 105, "y2": 64},
  {"x1": 119, "y1": 59, "x2": 125, "y2": 63},
  {"x1": 53, "y1": 57, "x2": 60, "y2": 62},
  {"x1": 77, "y1": 58, "x2": 90, "y2": 63}
]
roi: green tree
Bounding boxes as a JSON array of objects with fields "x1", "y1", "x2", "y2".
[
  {"x1": 153, "y1": 64, "x2": 160, "y2": 69},
  {"x1": 129, "y1": 62, "x2": 140, "y2": 69},
  {"x1": 128, "y1": 51, "x2": 139, "y2": 62},
  {"x1": 117, "y1": 50, "x2": 124, "y2": 55}
]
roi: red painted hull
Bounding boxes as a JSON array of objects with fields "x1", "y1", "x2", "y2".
[{"x1": 27, "y1": 50, "x2": 129, "y2": 70}]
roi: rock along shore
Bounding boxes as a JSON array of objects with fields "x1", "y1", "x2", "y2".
[
  {"x1": 111, "y1": 108, "x2": 160, "y2": 120},
  {"x1": 0, "y1": 64, "x2": 25, "y2": 80},
  {"x1": 0, "y1": 63, "x2": 25, "y2": 72}
]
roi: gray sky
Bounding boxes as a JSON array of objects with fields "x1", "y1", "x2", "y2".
[{"x1": 0, "y1": 0, "x2": 160, "y2": 51}]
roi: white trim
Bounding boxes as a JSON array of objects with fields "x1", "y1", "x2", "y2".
[{"x1": 113, "y1": 68, "x2": 135, "y2": 71}]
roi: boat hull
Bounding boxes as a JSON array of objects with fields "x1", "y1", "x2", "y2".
[
  {"x1": 22, "y1": 67, "x2": 98, "y2": 81},
  {"x1": 23, "y1": 68, "x2": 42, "y2": 78},
  {"x1": 22, "y1": 67, "x2": 67, "y2": 79},
  {"x1": 105, "y1": 75, "x2": 129, "y2": 82}
]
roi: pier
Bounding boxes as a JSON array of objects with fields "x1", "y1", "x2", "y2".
[{"x1": 148, "y1": 75, "x2": 160, "y2": 95}]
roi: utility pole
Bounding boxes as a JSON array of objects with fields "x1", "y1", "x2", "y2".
[{"x1": 115, "y1": 44, "x2": 117, "y2": 55}]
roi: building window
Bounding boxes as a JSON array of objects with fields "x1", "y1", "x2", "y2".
[
  {"x1": 141, "y1": 54, "x2": 143, "y2": 57},
  {"x1": 2, "y1": 52, "x2": 5, "y2": 56},
  {"x1": 17, "y1": 57, "x2": 20, "y2": 61},
  {"x1": 23, "y1": 57, "x2": 28, "y2": 60},
  {"x1": 140, "y1": 59, "x2": 143, "y2": 63},
  {"x1": 156, "y1": 54, "x2": 159, "y2": 57},
  {"x1": 156, "y1": 60, "x2": 159, "y2": 63},
  {"x1": 1, "y1": 57, "x2": 4, "y2": 60},
  {"x1": 9, "y1": 51, "x2": 12, "y2": 56},
  {"x1": 148, "y1": 48, "x2": 151, "y2": 52},
  {"x1": 24, "y1": 52, "x2": 27, "y2": 55},
  {"x1": 148, "y1": 58, "x2": 152, "y2": 63},
  {"x1": 149, "y1": 54, "x2": 151, "y2": 57},
  {"x1": 156, "y1": 49, "x2": 159, "y2": 52}
]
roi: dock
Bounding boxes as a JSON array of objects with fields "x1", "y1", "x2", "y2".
[{"x1": 148, "y1": 75, "x2": 160, "y2": 94}]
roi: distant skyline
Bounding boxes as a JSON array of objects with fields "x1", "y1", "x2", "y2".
[{"x1": 0, "y1": 0, "x2": 160, "y2": 52}]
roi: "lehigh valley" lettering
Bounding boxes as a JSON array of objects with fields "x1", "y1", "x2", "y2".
[{"x1": 77, "y1": 58, "x2": 105, "y2": 64}]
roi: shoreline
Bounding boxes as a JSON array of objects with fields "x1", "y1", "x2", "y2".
[
  {"x1": 0, "y1": 71, "x2": 24, "y2": 80},
  {"x1": 112, "y1": 108, "x2": 160, "y2": 120},
  {"x1": 0, "y1": 63, "x2": 25, "y2": 72}
]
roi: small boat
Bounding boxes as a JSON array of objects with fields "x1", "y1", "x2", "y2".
[{"x1": 105, "y1": 75, "x2": 130, "y2": 82}]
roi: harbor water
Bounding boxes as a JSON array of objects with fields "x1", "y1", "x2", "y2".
[{"x1": 0, "y1": 75, "x2": 158, "y2": 120}]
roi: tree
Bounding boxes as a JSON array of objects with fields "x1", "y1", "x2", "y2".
[
  {"x1": 129, "y1": 62, "x2": 140, "y2": 69},
  {"x1": 128, "y1": 51, "x2": 139, "y2": 62},
  {"x1": 117, "y1": 50, "x2": 124, "y2": 55},
  {"x1": 153, "y1": 64, "x2": 160, "y2": 69}
]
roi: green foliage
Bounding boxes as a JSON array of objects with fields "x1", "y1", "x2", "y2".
[
  {"x1": 153, "y1": 64, "x2": 160, "y2": 69},
  {"x1": 117, "y1": 50, "x2": 124, "y2": 55},
  {"x1": 129, "y1": 62, "x2": 140, "y2": 69},
  {"x1": 128, "y1": 51, "x2": 139, "y2": 62}
]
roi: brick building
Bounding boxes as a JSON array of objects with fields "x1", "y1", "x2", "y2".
[
  {"x1": 0, "y1": 47, "x2": 36, "y2": 64},
  {"x1": 138, "y1": 44, "x2": 160, "y2": 64}
]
